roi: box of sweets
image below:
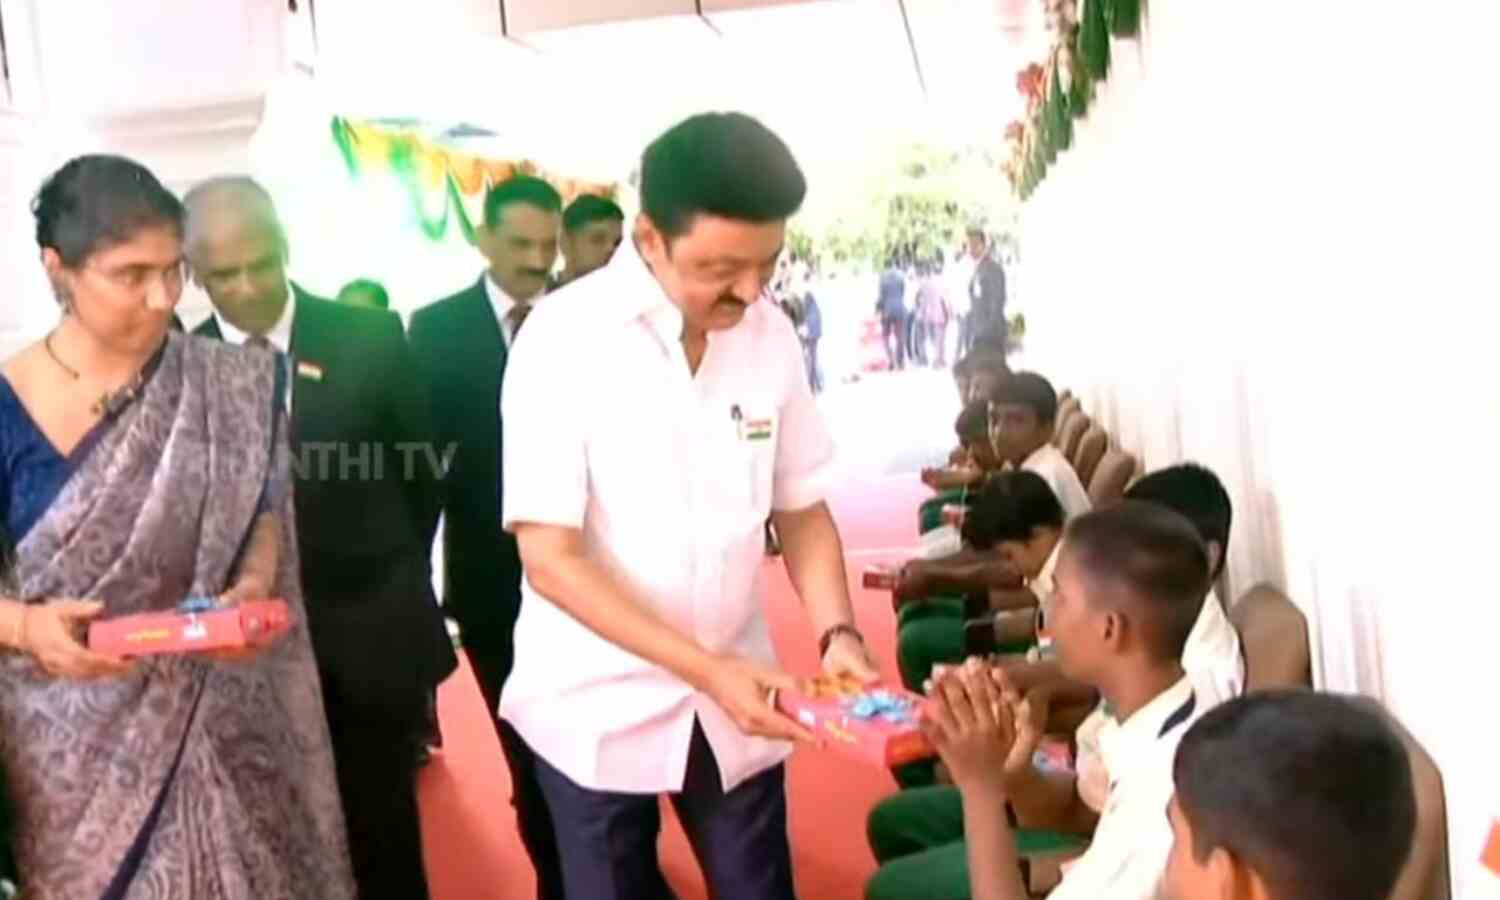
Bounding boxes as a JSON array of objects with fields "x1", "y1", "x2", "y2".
[
  {"x1": 88, "y1": 598, "x2": 292, "y2": 658},
  {"x1": 776, "y1": 674, "x2": 935, "y2": 768}
]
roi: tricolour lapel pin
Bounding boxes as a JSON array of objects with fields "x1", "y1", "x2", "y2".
[{"x1": 295, "y1": 360, "x2": 324, "y2": 382}]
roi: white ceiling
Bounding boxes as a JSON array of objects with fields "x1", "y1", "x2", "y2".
[{"x1": 303, "y1": 0, "x2": 1049, "y2": 178}]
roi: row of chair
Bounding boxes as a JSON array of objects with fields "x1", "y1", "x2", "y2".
[{"x1": 1053, "y1": 391, "x2": 1139, "y2": 507}]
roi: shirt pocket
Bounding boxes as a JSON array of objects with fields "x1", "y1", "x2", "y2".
[{"x1": 713, "y1": 402, "x2": 778, "y2": 528}]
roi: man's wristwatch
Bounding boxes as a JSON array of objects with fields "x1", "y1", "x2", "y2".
[{"x1": 818, "y1": 623, "x2": 865, "y2": 657}]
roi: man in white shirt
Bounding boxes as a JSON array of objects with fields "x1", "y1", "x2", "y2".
[
  {"x1": 500, "y1": 112, "x2": 878, "y2": 900},
  {"x1": 925, "y1": 502, "x2": 1220, "y2": 900},
  {"x1": 1165, "y1": 691, "x2": 1417, "y2": 900},
  {"x1": 988, "y1": 372, "x2": 1092, "y2": 520}
]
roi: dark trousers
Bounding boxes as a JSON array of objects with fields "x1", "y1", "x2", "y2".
[
  {"x1": 533, "y1": 721, "x2": 795, "y2": 900},
  {"x1": 465, "y1": 640, "x2": 566, "y2": 900},
  {"x1": 325, "y1": 702, "x2": 430, "y2": 900},
  {"x1": 881, "y1": 315, "x2": 907, "y2": 370},
  {"x1": 803, "y1": 340, "x2": 822, "y2": 393}
]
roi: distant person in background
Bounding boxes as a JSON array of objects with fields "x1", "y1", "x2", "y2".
[
  {"x1": 337, "y1": 278, "x2": 390, "y2": 311},
  {"x1": 967, "y1": 227, "x2": 1007, "y2": 351},
  {"x1": 877, "y1": 256, "x2": 907, "y2": 370},
  {"x1": 947, "y1": 243, "x2": 974, "y2": 357},
  {"x1": 799, "y1": 277, "x2": 823, "y2": 393},
  {"x1": 555, "y1": 194, "x2": 624, "y2": 289},
  {"x1": 916, "y1": 258, "x2": 952, "y2": 368}
]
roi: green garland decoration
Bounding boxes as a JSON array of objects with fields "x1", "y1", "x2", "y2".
[
  {"x1": 330, "y1": 116, "x2": 480, "y2": 242},
  {"x1": 1109, "y1": 0, "x2": 1142, "y2": 37},
  {"x1": 1048, "y1": 64, "x2": 1073, "y2": 153},
  {"x1": 1080, "y1": 0, "x2": 1111, "y2": 81},
  {"x1": 1068, "y1": 35, "x2": 1093, "y2": 119}
]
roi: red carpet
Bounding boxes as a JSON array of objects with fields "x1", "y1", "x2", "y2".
[{"x1": 419, "y1": 474, "x2": 926, "y2": 899}]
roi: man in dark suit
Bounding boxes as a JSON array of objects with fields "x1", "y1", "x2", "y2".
[
  {"x1": 877, "y1": 257, "x2": 908, "y2": 371},
  {"x1": 183, "y1": 176, "x2": 455, "y2": 900},
  {"x1": 408, "y1": 175, "x2": 565, "y2": 900},
  {"x1": 966, "y1": 227, "x2": 1009, "y2": 350}
]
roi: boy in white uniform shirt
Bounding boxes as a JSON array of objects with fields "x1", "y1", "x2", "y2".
[
  {"x1": 500, "y1": 112, "x2": 878, "y2": 900},
  {"x1": 987, "y1": 372, "x2": 1092, "y2": 520},
  {"x1": 926, "y1": 502, "x2": 1221, "y2": 900}
]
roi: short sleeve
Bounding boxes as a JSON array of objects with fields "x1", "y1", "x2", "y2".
[
  {"x1": 500, "y1": 322, "x2": 589, "y2": 532},
  {"x1": 772, "y1": 327, "x2": 835, "y2": 512}
]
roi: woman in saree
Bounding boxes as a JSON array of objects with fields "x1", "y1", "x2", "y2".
[{"x1": 0, "y1": 155, "x2": 356, "y2": 898}]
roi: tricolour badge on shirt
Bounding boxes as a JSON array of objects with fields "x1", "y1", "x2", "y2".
[
  {"x1": 296, "y1": 361, "x2": 324, "y2": 382},
  {"x1": 741, "y1": 418, "x2": 774, "y2": 442}
]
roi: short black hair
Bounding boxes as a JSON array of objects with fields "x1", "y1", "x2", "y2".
[
  {"x1": 989, "y1": 371, "x2": 1057, "y2": 425},
  {"x1": 337, "y1": 278, "x2": 390, "y2": 309},
  {"x1": 1174, "y1": 690, "x2": 1416, "y2": 900},
  {"x1": 954, "y1": 398, "x2": 990, "y2": 448},
  {"x1": 1125, "y1": 464, "x2": 1234, "y2": 580},
  {"x1": 962, "y1": 471, "x2": 1065, "y2": 550},
  {"x1": 484, "y1": 175, "x2": 562, "y2": 229},
  {"x1": 563, "y1": 194, "x2": 624, "y2": 233},
  {"x1": 34, "y1": 155, "x2": 183, "y2": 268},
  {"x1": 1062, "y1": 501, "x2": 1209, "y2": 662},
  {"x1": 640, "y1": 112, "x2": 806, "y2": 240}
]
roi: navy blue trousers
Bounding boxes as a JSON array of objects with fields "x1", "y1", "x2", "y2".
[{"x1": 532, "y1": 721, "x2": 796, "y2": 900}]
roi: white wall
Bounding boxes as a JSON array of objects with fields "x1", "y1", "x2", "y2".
[{"x1": 1020, "y1": 1, "x2": 1500, "y2": 890}]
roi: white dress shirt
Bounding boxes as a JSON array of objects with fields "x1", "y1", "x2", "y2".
[
  {"x1": 484, "y1": 273, "x2": 531, "y2": 350},
  {"x1": 499, "y1": 245, "x2": 837, "y2": 794},
  {"x1": 1020, "y1": 444, "x2": 1092, "y2": 520},
  {"x1": 1050, "y1": 676, "x2": 1205, "y2": 900}
]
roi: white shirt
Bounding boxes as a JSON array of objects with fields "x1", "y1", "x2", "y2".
[
  {"x1": 484, "y1": 273, "x2": 532, "y2": 349},
  {"x1": 1021, "y1": 444, "x2": 1092, "y2": 520},
  {"x1": 499, "y1": 245, "x2": 836, "y2": 794},
  {"x1": 1074, "y1": 588, "x2": 1242, "y2": 814},
  {"x1": 1182, "y1": 592, "x2": 1244, "y2": 706},
  {"x1": 1050, "y1": 676, "x2": 1205, "y2": 900}
]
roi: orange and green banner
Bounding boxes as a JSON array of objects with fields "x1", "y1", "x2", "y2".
[{"x1": 330, "y1": 116, "x2": 618, "y2": 241}]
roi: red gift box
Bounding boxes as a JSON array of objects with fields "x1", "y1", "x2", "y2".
[
  {"x1": 776, "y1": 675, "x2": 935, "y2": 768},
  {"x1": 88, "y1": 600, "x2": 292, "y2": 657},
  {"x1": 862, "y1": 565, "x2": 899, "y2": 591}
]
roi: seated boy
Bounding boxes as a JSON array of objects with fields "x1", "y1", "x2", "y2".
[
  {"x1": 869, "y1": 502, "x2": 1218, "y2": 900},
  {"x1": 987, "y1": 372, "x2": 1091, "y2": 519},
  {"x1": 897, "y1": 471, "x2": 1065, "y2": 694},
  {"x1": 1166, "y1": 690, "x2": 1416, "y2": 900}
]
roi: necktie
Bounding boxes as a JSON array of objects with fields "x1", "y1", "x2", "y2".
[{"x1": 507, "y1": 303, "x2": 532, "y2": 343}]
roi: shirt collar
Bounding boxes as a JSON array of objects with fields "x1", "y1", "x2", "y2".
[
  {"x1": 484, "y1": 272, "x2": 523, "y2": 324},
  {"x1": 217, "y1": 280, "x2": 296, "y2": 353},
  {"x1": 1097, "y1": 676, "x2": 1196, "y2": 780},
  {"x1": 1022, "y1": 443, "x2": 1054, "y2": 469},
  {"x1": 609, "y1": 242, "x2": 684, "y2": 343},
  {"x1": 1031, "y1": 540, "x2": 1062, "y2": 593}
]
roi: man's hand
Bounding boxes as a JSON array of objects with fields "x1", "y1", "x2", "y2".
[
  {"x1": 822, "y1": 632, "x2": 879, "y2": 684},
  {"x1": 922, "y1": 658, "x2": 1015, "y2": 794},
  {"x1": 701, "y1": 655, "x2": 817, "y2": 744},
  {"x1": 22, "y1": 600, "x2": 136, "y2": 680},
  {"x1": 921, "y1": 466, "x2": 983, "y2": 492}
]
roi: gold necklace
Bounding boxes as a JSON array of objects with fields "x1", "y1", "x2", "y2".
[{"x1": 44, "y1": 329, "x2": 153, "y2": 417}]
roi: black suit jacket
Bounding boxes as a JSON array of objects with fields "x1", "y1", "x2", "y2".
[
  {"x1": 970, "y1": 257, "x2": 1008, "y2": 339},
  {"x1": 196, "y1": 286, "x2": 456, "y2": 724},
  {"x1": 407, "y1": 278, "x2": 521, "y2": 663}
]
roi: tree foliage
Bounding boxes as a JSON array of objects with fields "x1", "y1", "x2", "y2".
[{"x1": 791, "y1": 142, "x2": 1017, "y2": 272}]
